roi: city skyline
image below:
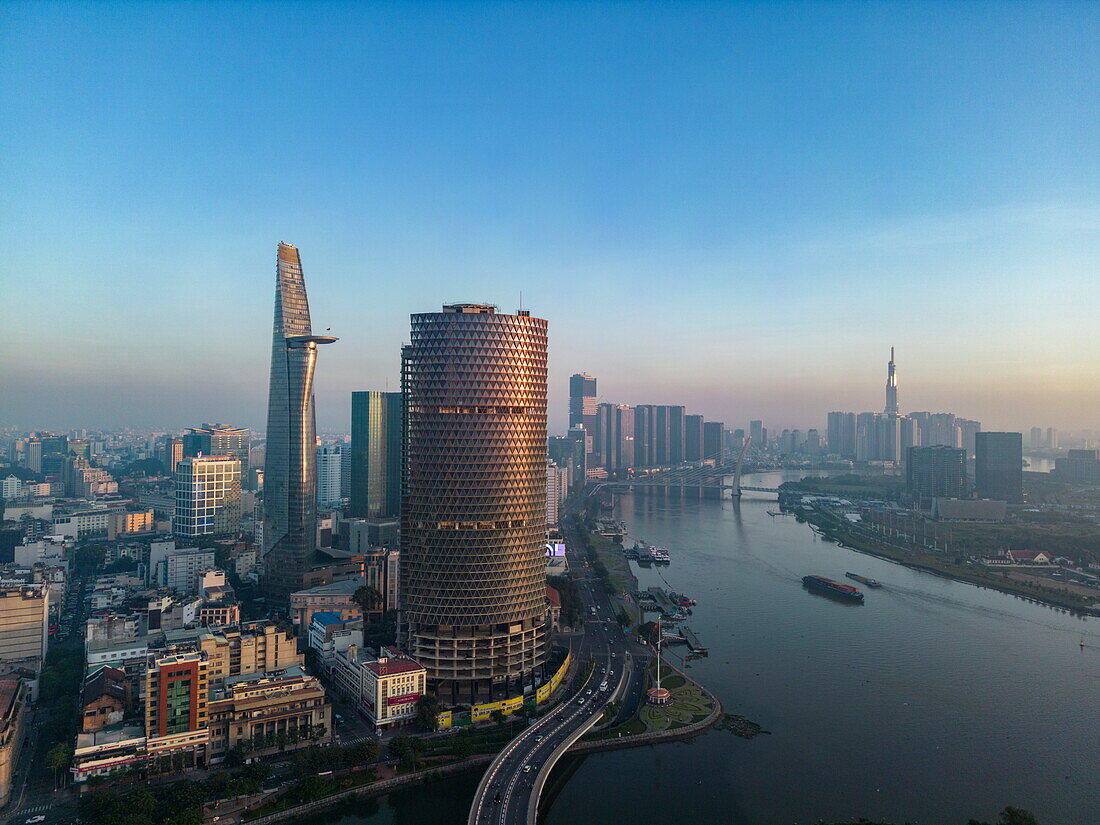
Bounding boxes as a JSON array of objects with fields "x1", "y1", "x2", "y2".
[
  {"x1": 3, "y1": 5, "x2": 1100, "y2": 823},
  {"x1": 3, "y1": 3, "x2": 1099, "y2": 433}
]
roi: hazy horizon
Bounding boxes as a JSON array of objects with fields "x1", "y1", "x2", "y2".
[{"x1": 3, "y1": 2, "x2": 1098, "y2": 435}]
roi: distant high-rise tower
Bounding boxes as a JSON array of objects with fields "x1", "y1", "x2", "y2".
[
  {"x1": 175, "y1": 455, "x2": 242, "y2": 537},
  {"x1": 349, "y1": 391, "x2": 403, "y2": 519},
  {"x1": 884, "y1": 347, "x2": 899, "y2": 415},
  {"x1": 907, "y1": 445, "x2": 967, "y2": 508},
  {"x1": 182, "y1": 425, "x2": 250, "y2": 478},
  {"x1": 1029, "y1": 427, "x2": 1043, "y2": 451},
  {"x1": 827, "y1": 412, "x2": 857, "y2": 459},
  {"x1": 262, "y1": 243, "x2": 337, "y2": 604},
  {"x1": 975, "y1": 432, "x2": 1023, "y2": 503},
  {"x1": 684, "y1": 415, "x2": 705, "y2": 462},
  {"x1": 568, "y1": 373, "x2": 598, "y2": 461},
  {"x1": 401, "y1": 304, "x2": 548, "y2": 704},
  {"x1": 316, "y1": 445, "x2": 344, "y2": 509},
  {"x1": 749, "y1": 420, "x2": 763, "y2": 449}
]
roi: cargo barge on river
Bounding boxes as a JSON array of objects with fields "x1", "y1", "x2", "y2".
[{"x1": 802, "y1": 574, "x2": 865, "y2": 602}]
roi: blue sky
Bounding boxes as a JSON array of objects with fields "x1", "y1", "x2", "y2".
[{"x1": 2, "y1": 1, "x2": 1098, "y2": 434}]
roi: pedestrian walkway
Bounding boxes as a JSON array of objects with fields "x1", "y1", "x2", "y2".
[
  {"x1": 335, "y1": 730, "x2": 375, "y2": 747},
  {"x1": 12, "y1": 802, "x2": 52, "y2": 816}
]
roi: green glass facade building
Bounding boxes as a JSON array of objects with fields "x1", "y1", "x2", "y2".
[{"x1": 349, "y1": 391, "x2": 403, "y2": 520}]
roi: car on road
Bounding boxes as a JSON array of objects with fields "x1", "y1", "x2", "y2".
[
  {"x1": 522, "y1": 764, "x2": 532, "y2": 773},
  {"x1": 26, "y1": 817, "x2": 46, "y2": 824}
]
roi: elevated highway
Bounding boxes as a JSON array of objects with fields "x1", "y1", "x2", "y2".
[{"x1": 468, "y1": 521, "x2": 648, "y2": 825}]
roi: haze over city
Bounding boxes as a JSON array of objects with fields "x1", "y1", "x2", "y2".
[
  {"x1": 3, "y1": 2, "x2": 1099, "y2": 433},
  {"x1": 2, "y1": 5, "x2": 1099, "y2": 825}
]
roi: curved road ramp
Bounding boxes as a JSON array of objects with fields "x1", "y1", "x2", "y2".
[{"x1": 468, "y1": 662, "x2": 630, "y2": 825}]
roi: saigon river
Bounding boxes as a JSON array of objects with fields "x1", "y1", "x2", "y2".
[{"x1": 305, "y1": 471, "x2": 1100, "y2": 825}]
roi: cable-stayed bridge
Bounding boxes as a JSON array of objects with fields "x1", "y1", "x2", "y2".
[{"x1": 593, "y1": 438, "x2": 782, "y2": 497}]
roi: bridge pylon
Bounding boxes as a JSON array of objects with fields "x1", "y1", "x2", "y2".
[{"x1": 731, "y1": 435, "x2": 751, "y2": 498}]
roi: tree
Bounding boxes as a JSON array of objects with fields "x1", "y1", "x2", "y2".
[
  {"x1": 452, "y1": 736, "x2": 475, "y2": 759},
  {"x1": 351, "y1": 739, "x2": 379, "y2": 763},
  {"x1": 353, "y1": 584, "x2": 385, "y2": 615},
  {"x1": 415, "y1": 693, "x2": 442, "y2": 732},
  {"x1": 999, "y1": 807, "x2": 1040, "y2": 825},
  {"x1": 388, "y1": 736, "x2": 413, "y2": 760},
  {"x1": 45, "y1": 742, "x2": 73, "y2": 783}
]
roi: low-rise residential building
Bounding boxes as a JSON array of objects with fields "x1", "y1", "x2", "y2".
[
  {"x1": 86, "y1": 639, "x2": 151, "y2": 701},
  {"x1": 197, "y1": 622, "x2": 303, "y2": 683},
  {"x1": 108, "y1": 510, "x2": 156, "y2": 538},
  {"x1": 13, "y1": 539, "x2": 68, "y2": 567},
  {"x1": 0, "y1": 677, "x2": 27, "y2": 808},
  {"x1": 229, "y1": 545, "x2": 258, "y2": 581},
  {"x1": 197, "y1": 603, "x2": 240, "y2": 627},
  {"x1": 290, "y1": 577, "x2": 364, "y2": 631},
  {"x1": 160, "y1": 548, "x2": 215, "y2": 593},
  {"x1": 86, "y1": 614, "x2": 143, "y2": 647},
  {"x1": 82, "y1": 665, "x2": 131, "y2": 732},
  {"x1": 52, "y1": 508, "x2": 113, "y2": 538}
]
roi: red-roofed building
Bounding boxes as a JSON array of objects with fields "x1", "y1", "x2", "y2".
[
  {"x1": 361, "y1": 647, "x2": 426, "y2": 730},
  {"x1": 329, "y1": 644, "x2": 426, "y2": 730}
]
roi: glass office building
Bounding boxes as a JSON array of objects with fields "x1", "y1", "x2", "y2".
[
  {"x1": 261, "y1": 243, "x2": 336, "y2": 603},
  {"x1": 174, "y1": 455, "x2": 242, "y2": 537},
  {"x1": 349, "y1": 391, "x2": 403, "y2": 519}
]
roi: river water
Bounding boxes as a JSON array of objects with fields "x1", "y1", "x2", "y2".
[{"x1": 317, "y1": 471, "x2": 1100, "y2": 825}]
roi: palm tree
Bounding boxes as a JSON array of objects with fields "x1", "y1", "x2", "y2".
[{"x1": 45, "y1": 743, "x2": 72, "y2": 786}]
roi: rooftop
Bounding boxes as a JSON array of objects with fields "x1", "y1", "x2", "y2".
[
  {"x1": 292, "y1": 577, "x2": 363, "y2": 597},
  {"x1": 365, "y1": 658, "x2": 424, "y2": 677},
  {"x1": 76, "y1": 725, "x2": 145, "y2": 752},
  {"x1": 443, "y1": 303, "x2": 496, "y2": 314},
  {"x1": 0, "y1": 677, "x2": 22, "y2": 719}
]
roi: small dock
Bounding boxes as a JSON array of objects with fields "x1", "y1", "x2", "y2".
[
  {"x1": 597, "y1": 520, "x2": 627, "y2": 541},
  {"x1": 680, "y1": 626, "x2": 708, "y2": 656},
  {"x1": 647, "y1": 586, "x2": 678, "y2": 615}
]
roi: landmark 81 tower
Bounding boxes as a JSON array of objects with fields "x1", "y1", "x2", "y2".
[
  {"x1": 401, "y1": 304, "x2": 549, "y2": 705},
  {"x1": 262, "y1": 243, "x2": 336, "y2": 604}
]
